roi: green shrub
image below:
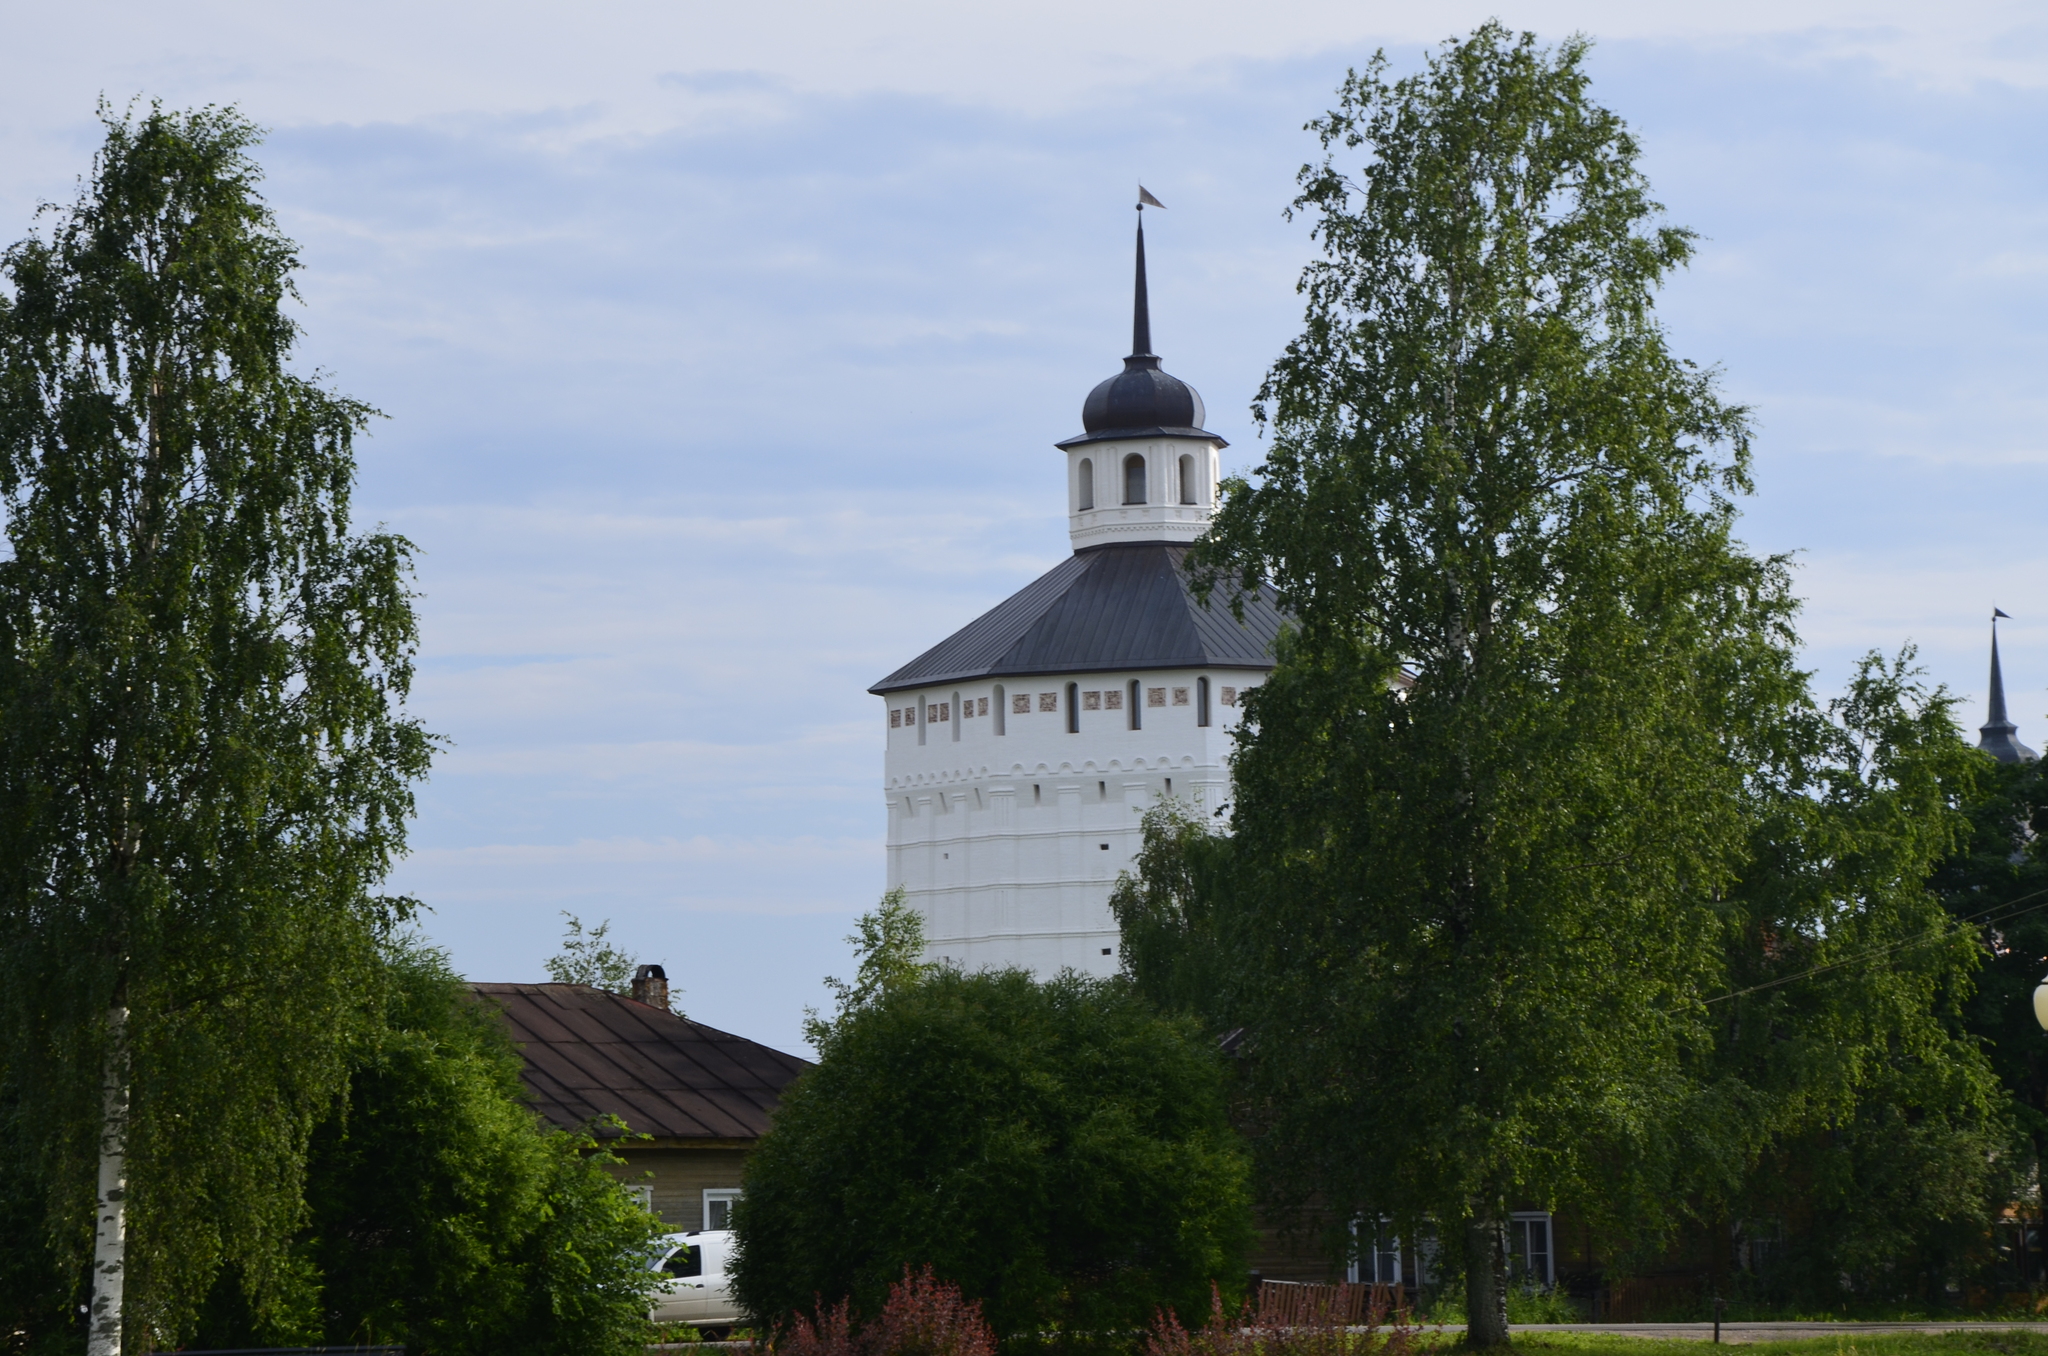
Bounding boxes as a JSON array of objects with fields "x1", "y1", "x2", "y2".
[
  {"x1": 733, "y1": 968, "x2": 1251, "y2": 1338},
  {"x1": 191, "y1": 939, "x2": 664, "y2": 1356}
]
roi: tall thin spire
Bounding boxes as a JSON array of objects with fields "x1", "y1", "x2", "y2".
[
  {"x1": 1131, "y1": 212, "x2": 1153, "y2": 359},
  {"x1": 1979, "y1": 612, "x2": 2036, "y2": 763}
]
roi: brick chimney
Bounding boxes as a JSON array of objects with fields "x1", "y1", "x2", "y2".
[{"x1": 631, "y1": 964, "x2": 669, "y2": 1011}]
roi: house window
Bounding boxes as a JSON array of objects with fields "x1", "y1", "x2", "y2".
[
  {"x1": 1078, "y1": 457, "x2": 1094, "y2": 510},
  {"x1": 1509, "y1": 1212, "x2": 1553, "y2": 1286},
  {"x1": 1741, "y1": 1220, "x2": 1785, "y2": 1277},
  {"x1": 624, "y1": 1183, "x2": 654, "y2": 1213},
  {"x1": 1066, "y1": 683, "x2": 1080, "y2": 733},
  {"x1": 704, "y1": 1188, "x2": 742, "y2": 1231},
  {"x1": 1197, "y1": 677, "x2": 1210, "y2": 727},
  {"x1": 1123, "y1": 453, "x2": 1146, "y2": 504},
  {"x1": 1178, "y1": 453, "x2": 1196, "y2": 504},
  {"x1": 1349, "y1": 1220, "x2": 1403, "y2": 1286},
  {"x1": 1128, "y1": 679, "x2": 1142, "y2": 730}
]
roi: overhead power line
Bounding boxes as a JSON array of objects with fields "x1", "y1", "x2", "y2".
[{"x1": 1702, "y1": 886, "x2": 2048, "y2": 1006}]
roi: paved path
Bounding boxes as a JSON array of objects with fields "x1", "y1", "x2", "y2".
[{"x1": 1507, "y1": 1322, "x2": 2048, "y2": 1343}]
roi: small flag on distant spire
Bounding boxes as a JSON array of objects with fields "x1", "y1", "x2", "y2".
[
  {"x1": 1138, "y1": 185, "x2": 1166, "y2": 209},
  {"x1": 1996, "y1": 608, "x2": 2013, "y2": 620}
]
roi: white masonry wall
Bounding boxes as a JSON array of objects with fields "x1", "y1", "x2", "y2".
[
  {"x1": 881, "y1": 669, "x2": 1261, "y2": 979},
  {"x1": 1064, "y1": 434, "x2": 1221, "y2": 551}
]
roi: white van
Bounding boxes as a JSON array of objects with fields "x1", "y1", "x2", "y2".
[{"x1": 651, "y1": 1230, "x2": 743, "y2": 1332}]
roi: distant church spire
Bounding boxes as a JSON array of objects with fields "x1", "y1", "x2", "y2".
[{"x1": 1979, "y1": 611, "x2": 2037, "y2": 763}]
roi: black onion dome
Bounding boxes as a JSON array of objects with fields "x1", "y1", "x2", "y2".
[
  {"x1": 1055, "y1": 212, "x2": 1225, "y2": 449},
  {"x1": 1078, "y1": 356, "x2": 1206, "y2": 436}
]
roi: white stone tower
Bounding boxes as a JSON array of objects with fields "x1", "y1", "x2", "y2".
[{"x1": 869, "y1": 207, "x2": 1286, "y2": 978}]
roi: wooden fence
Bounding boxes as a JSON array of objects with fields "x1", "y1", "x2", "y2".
[{"x1": 1253, "y1": 1281, "x2": 1405, "y2": 1327}]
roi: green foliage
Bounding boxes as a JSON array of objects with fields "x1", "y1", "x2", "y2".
[
  {"x1": 732, "y1": 968, "x2": 1252, "y2": 1340},
  {"x1": 803, "y1": 886, "x2": 937, "y2": 1051},
  {"x1": 195, "y1": 939, "x2": 665, "y2": 1356},
  {"x1": 1140, "y1": 23, "x2": 2005, "y2": 1325},
  {"x1": 1692, "y1": 653, "x2": 2008, "y2": 1305},
  {"x1": 0, "y1": 102, "x2": 432, "y2": 1344},
  {"x1": 1931, "y1": 752, "x2": 2048, "y2": 1153},
  {"x1": 1179, "y1": 24, "x2": 1801, "y2": 1312},
  {"x1": 0, "y1": 1090, "x2": 81, "y2": 1355},
  {"x1": 1506, "y1": 1336, "x2": 2048, "y2": 1356},
  {"x1": 545, "y1": 912, "x2": 642, "y2": 995}
]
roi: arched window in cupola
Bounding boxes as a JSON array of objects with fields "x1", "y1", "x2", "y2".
[
  {"x1": 1123, "y1": 454, "x2": 1146, "y2": 505},
  {"x1": 1077, "y1": 458, "x2": 1094, "y2": 511},
  {"x1": 1178, "y1": 454, "x2": 1197, "y2": 505}
]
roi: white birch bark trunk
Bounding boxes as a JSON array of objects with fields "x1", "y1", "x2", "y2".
[
  {"x1": 87, "y1": 1005, "x2": 129, "y2": 1356},
  {"x1": 1465, "y1": 1204, "x2": 1510, "y2": 1349}
]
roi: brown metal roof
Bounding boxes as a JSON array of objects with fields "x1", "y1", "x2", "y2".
[{"x1": 472, "y1": 983, "x2": 812, "y2": 1142}]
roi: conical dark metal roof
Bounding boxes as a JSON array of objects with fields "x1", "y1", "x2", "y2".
[
  {"x1": 1979, "y1": 621, "x2": 2037, "y2": 763},
  {"x1": 869, "y1": 543, "x2": 1284, "y2": 694}
]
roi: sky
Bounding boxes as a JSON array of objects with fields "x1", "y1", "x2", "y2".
[{"x1": 6, "y1": 0, "x2": 2048, "y2": 1055}]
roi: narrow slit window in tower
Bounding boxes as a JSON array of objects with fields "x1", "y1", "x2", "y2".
[
  {"x1": 952, "y1": 691, "x2": 962, "y2": 741},
  {"x1": 1197, "y1": 676, "x2": 1210, "y2": 727},
  {"x1": 993, "y1": 684, "x2": 1006, "y2": 735},
  {"x1": 1178, "y1": 454, "x2": 1196, "y2": 504},
  {"x1": 1123, "y1": 454, "x2": 1146, "y2": 504},
  {"x1": 1128, "y1": 679, "x2": 1142, "y2": 730},
  {"x1": 1077, "y1": 458, "x2": 1094, "y2": 511},
  {"x1": 1066, "y1": 682, "x2": 1080, "y2": 733}
]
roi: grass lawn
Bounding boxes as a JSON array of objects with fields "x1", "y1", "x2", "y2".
[{"x1": 1455, "y1": 1332, "x2": 2048, "y2": 1356}]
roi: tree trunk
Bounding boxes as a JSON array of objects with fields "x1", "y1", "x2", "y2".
[
  {"x1": 87, "y1": 1006, "x2": 129, "y2": 1356},
  {"x1": 1465, "y1": 1204, "x2": 1510, "y2": 1349}
]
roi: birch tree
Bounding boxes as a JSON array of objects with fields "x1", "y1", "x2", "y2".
[
  {"x1": 0, "y1": 104, "x2": 431, "y2": 1351},
  {"x1": 1181, "y1": 27, "x2": 1804, "y2": 1344}
]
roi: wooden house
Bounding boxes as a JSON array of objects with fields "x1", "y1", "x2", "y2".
[{"x1": 474, "y1": 970, "x2": 811, "y2": 1230}]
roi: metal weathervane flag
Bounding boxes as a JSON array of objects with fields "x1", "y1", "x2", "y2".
[
  {"x1": 1996, "y1": 608, "x2": 2013, "y2": 620},
  {"x1": 1138, "y1": 186, "x2": 1166, "y2": 209}
]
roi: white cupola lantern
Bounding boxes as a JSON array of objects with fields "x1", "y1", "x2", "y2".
[{"x1": 1054, "y1": 202, "x2": 1224, "y2": 552}]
